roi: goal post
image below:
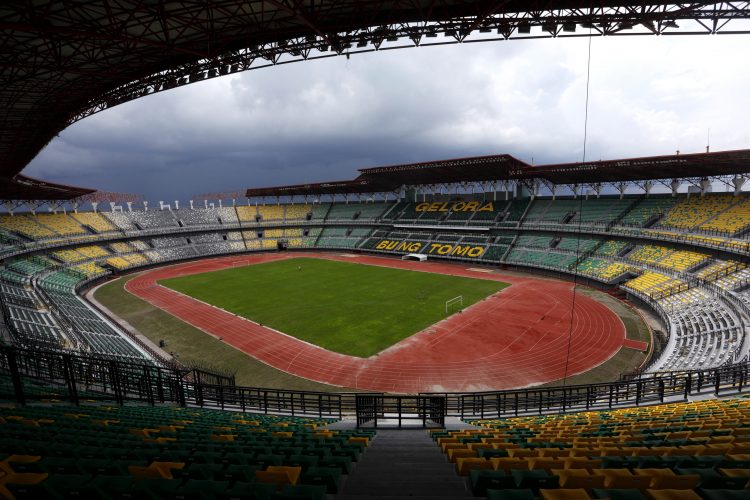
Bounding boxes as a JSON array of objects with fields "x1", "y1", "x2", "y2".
[{"x1": 445, "y1": 295, "x2": 463, "y2": 315}]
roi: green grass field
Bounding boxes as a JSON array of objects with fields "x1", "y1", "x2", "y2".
[{"x1": 159, "y1": 257, "x2": 508, "y2": 357}]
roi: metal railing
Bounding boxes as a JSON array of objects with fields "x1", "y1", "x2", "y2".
[{"x1": 2, "y1": 344, "x2": 750, "y2": 425}]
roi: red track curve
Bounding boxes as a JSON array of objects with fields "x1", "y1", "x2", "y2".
[{"x1": 125, "y1": 252, "x2": 627, "y2": 393}]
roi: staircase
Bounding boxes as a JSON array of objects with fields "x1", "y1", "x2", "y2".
[{"x1": 338, "y1": 429, "x2": 473, "y2": 499}]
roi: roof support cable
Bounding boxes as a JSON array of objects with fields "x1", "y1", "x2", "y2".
[{"x1": 560, "y1": 31, "x2": 593, "y2": 410}]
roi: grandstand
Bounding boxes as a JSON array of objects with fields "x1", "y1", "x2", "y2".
[
  {"x1": 0, "y1": 151, "x2": 748, "y2": 380},
  {"x1": 2, "y1": 3, "x2": 750, "y2": 497}
]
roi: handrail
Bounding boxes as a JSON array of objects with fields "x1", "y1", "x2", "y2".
[{"x1": 1, "y1": 344, "x2": 749, "y2": 420}]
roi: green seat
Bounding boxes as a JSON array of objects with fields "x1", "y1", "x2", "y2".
[
  {"x1": 133, "y1": 477, "x2": 183, "y2": 499},
  {"x1": 479, "y1": 448, "x2": 509, "y2": 459},
  {"x1": 469, "y1": 469, "x2": 515, "y2": 496},
  {"x1": 221, "y1": 452, "x2": 250, "y2": 465},
  {"x1": 216, "y1": 464, "x2": 261, "y2": 483},
  {"x1": 89, "y1": 475, "x2": 136, "y2": 499},
  {"x1": 636, "y1": 456, "x2": 671, "y2": 469},
  {"x1": 273, "y1": 484, "x2": 326, "y2": 500},
  {"x1": 317, "y1": 456, "x2": 350, "y2": 474},
  {"x1": 700, "y1": 490, "x2": 750, "y2": 500},
  {"x1": 591, "y1": 489, "x2": 646, "y2": 500},
  {"x1": 300, "y1": 466, "x2": 341, "y2": 493},
  {"x1": 487, "y1": 489, "x2": 535, "y2": 500},
  {"x1": 42, "y1": 474, "x2": 97, "y2": 499},
  {"x1": 218, "y1": 481, "x2": 275, "y2": 500},
  {"x1": 511, "y1": 469, "x2": 559, "y2": 491},
  {"x1": 284, "y1": 454, "x2": 318, "y2": 471},
  {"x1": 178, "y1": 479, "x2": 230, "y2": 499},
  {"x1": 38, "y1": 457, "x2": 83, "y2": 475},
  {"x1": 676, "y1": 467, "x2": 749, "y2": 489},
  {"x1": 252, "y1": 453, "x2": 285, "y2": 468},
  {"x1": 176, "y1": 462, "x2": 225, "y2": 481}
]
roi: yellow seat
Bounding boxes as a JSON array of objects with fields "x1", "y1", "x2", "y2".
[
  {"x1": 448, "y1": 448, "x2": 476, "y2": 463},
  {"x1": 552, "y1": 468, "x2": 606, "y2": 489},
  {"x1": 563, "y1": 457, "x2": 602, "y2": 470},
  {"x1": 256, "y1": 466, "x2": 301, "y2": 487},
  {"x1": 645, "y1": 489, "x2": 701, "y2": 500},
  {"x1": 491, "y1": 457, "x2": 529, "y2": 472},
  {"x1": 592, "y1": 469, "x2": 651, "y2": 490},
  {"x1": 540, "y1": 489, "x2": 591, "y2": 500},
  {"x1": 568, "y1": 448, "x2": 596, "y2": 457},
  {"x1": 528, "y1": 457, "x2": 561, "y2": 473},
  {"x1": 667, "y1": 445, "x2": 706, "y2": 456},
  {"x1": 467, "y1": 443, "x2": 494, "y2": 452},
  {"x1": 634, "y1": 468, "x2": 698, "y2": 489},
  {"x1": 493, "y1": 442, "x2": 520, "y2": 450},
  {"x1": 538, "y1": 448, "x2": 570, "y2": 458},
  {"x1": 456, "y1": 457, "x2": 492, "y2": 476},
  {"x1": 267, "y1": 466, "x2": 301, "y2": 485},
  {"x1": 128, "y1": 461, "x2": 184, "y2": 479},
  {"x1": 508, "y1": 448, "x2": 536, "y2": 458}
]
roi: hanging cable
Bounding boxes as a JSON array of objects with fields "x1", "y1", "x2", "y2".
[{"x1": 560, "y1": 32, "x2": 593, "y2": 399}]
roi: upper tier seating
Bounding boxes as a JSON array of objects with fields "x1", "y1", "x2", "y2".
[
  {"x1": 310, "y1": 204, "x2": 330, "y2": 219},
  {"x1": 35, "y1": 214, "x2": 88, "y2": 237},
  {"x1": 258, "y1": 205, "x2": 284, "y2": 221},
  {"x1": 0, "y1": 215, "x2": 57, "y2": 239},
  {"x1": 619, "y1": 197, "x2": 677, "y2": 226},
  {"x1": 660, "y1": 194, "x2": 736, "y2": 230},
  {"x1": 284, "y1": 204, "x2": 311, "y2": 220},
  {"x1": 173, "y1": 208, "x2": 222, "y2": 225},
  {"x1": 102, "y1": 211, "x2": 138, "y2": 230},
  {"x1": 126, "y1": 210, "x2": 179, "y2": 229},
  {"x1": 570, "y1": 198, "x2": 632, "y2": 225},
  {"x1": 524, "y1": 199, "x2": 580, "y2": 224},
  {"x1": 235, "y1": 206, "x2": 257, "y2": 222},
  {"x1": 216, "y1": 207, "x2": 239, "y2": 224},
  {"x1": 498, "y1": 199, "x2": 531, "y2": 227},
  {"x1": 71, "y1": 212, "x2": 117, "y2": 233},
  {"x1": 327, "y1": 203, "x2": 389, "y2": 221},
  {"x1": 699, "y1": 195, "x2": 750, "y2": 234}
]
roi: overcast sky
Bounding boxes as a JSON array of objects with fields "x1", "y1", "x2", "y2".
[{"x1": 25, "y1": 34, "x2": 750, "y2": 202}]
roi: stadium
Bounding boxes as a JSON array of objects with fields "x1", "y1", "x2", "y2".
[{"x1": 2, "y1": 2, "x2": 750, "y2": 499}]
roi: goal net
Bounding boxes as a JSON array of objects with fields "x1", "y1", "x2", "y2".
[{"x1": 445, "y1": 295, "x2": 464, "y2": 315}]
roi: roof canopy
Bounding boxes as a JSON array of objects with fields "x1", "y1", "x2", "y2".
[
  {"x1": 245, "y1": 149, "x2": 750, "y2": 197},
  {"x1": 3, "y1": 1, "x2": 747, "y2": 187},
  {"x1": 0, "y1": 175, "x2": 95, "y2": 201}
]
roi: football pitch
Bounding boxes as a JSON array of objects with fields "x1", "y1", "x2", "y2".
[{"x1": 159, "y1": 257, "x2": 508, "y2": 357}]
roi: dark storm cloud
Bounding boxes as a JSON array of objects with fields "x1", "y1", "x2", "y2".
[{"x1": 24, "y1": 36, "x2": 750, "y2": 202}]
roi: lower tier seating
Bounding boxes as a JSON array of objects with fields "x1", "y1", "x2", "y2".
[
  {"x1": 453, "y1": 398, "x2": 750, "y2": 499},
  {"x1": 0, "y1": 404, "x2": 372, "y2": 500}
]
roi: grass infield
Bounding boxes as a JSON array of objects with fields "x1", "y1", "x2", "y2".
[{"x1": 158, "y1": 257, "x2": 508, "y2": 357}]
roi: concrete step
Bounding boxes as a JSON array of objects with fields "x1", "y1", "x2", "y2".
[{"x1": 340, "y1": 429, "x2": 469, "y2": 497}]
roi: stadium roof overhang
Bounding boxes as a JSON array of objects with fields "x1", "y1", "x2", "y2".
[
  {"x1": 244, "y1": 149, "x2": 750, "y2": 198},
  {"x1": 3, "y1": 1, "x2": 750, "y2": 197},
  {"x1": 0, "y1": 175, "x2": 95, "y2": 202}
]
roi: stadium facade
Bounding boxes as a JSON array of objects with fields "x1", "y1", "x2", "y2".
[{"x1": 0, "y1": 149, "x2": 749, "y2": 397}]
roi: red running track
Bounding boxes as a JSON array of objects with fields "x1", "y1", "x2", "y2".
[{"x1": 125, "y1": 252, "x2": 627, "y2": 393}]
